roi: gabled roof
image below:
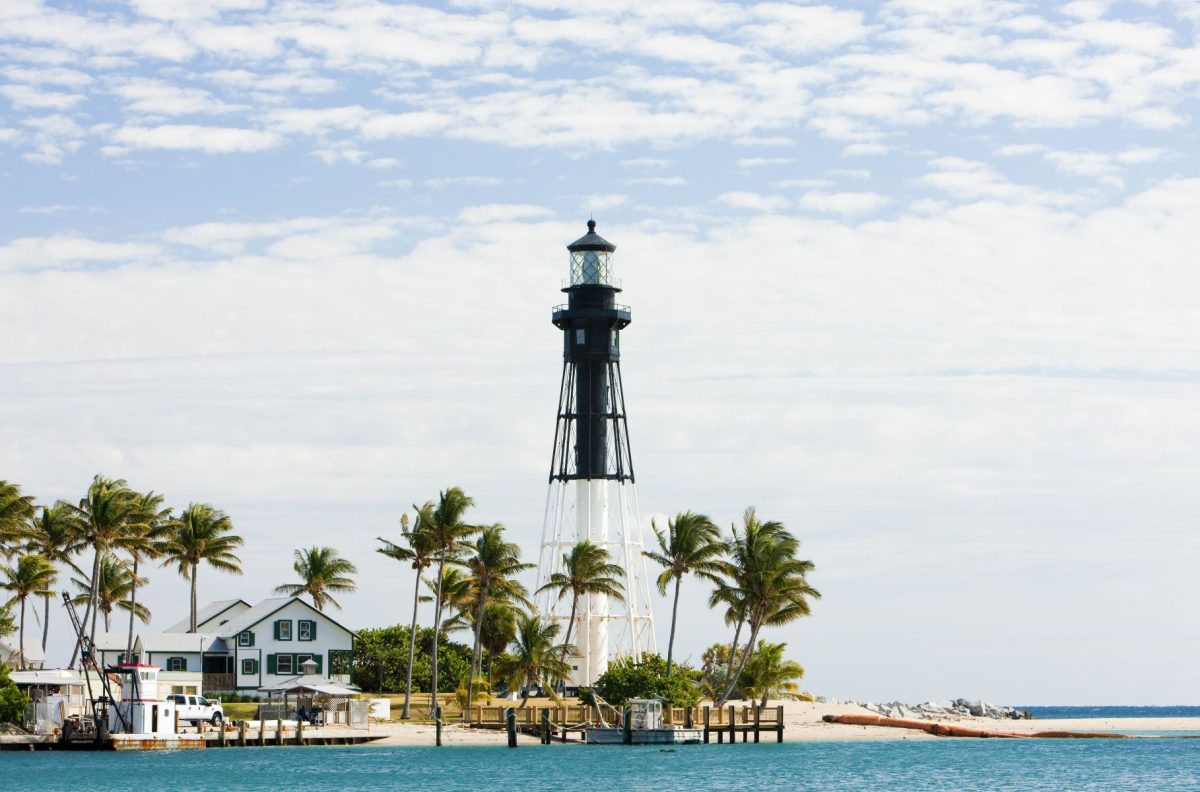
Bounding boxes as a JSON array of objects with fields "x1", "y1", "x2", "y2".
[
  {"x1": 165, "y1": 599, "x2": 252, "y2": 634},
  {"x1": 215, "y1": 597, "x2": 357, "y2": 639},
  {"x1": 10, "y1": 669, "x2": 84, "y2": 686},
  {"x1": 92, "y1": 632, "x2": 142, "y2": 653},
  {"x1": 0, "y1": 634, "x2": 45, "y2": 664},
  {"x1": 139, "y1": 633, "x2": 226, "y2": 653}
]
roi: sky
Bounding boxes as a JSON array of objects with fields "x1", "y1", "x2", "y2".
[{"x1": 2, "y1": 0, "x2": 1199, "y2": 705}]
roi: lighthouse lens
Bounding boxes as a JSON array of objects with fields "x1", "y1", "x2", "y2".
[{"x1": 570, "y1": 250, "x2": 612, "y2": 285}]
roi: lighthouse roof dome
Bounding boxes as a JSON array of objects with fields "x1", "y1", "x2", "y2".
[{"x1": 567, "y1": 219, "x2": 616, "y2": 252}]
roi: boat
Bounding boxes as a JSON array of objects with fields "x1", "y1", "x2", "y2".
[{"x1": 586, "y1": 699, "x2": 703, "y2": 745}]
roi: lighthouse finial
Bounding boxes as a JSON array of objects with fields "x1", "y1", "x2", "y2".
[{"x1": 587, "y1": 218, "x2": 596, "y2": 232}]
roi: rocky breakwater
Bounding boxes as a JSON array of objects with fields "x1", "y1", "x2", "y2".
[{"x1": 814, "y1": 697, "x2": 1033, "y2": 720}]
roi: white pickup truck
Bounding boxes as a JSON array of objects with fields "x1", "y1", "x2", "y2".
[{"x1": 167, "y1": 694, "x2": 225, "y2": 726}]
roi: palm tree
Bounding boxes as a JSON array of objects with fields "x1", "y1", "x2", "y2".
[
  {"x1": 0, "y1": 481, "x2": 36, "y2": 558},
  {"x1": 536, "y1": 540, "x2": 625, "y2": 656},
  {"x1": 122, "y1": 491, "x2": 172, "y2": 660},
  {"x1": 24, "y1": 503, "x2": 84, "y2": 654},
  {"x1": 1, "y1": 554, "x2": 57, "y2": 669},
  {"x1": 643, "y1": 510, "x2": 723, "y2": 678},
  {"x1": 376, "y1": 511, "x2": 436, "y2": 719},
  {"x1": 420, "y1": 487, "x2": 480, "y2": 736},
  {"x1": 492, "y1": 612, "x2": 574, "y2": 707},
  {"x1": 274, "y1": 546, "x2": 358, "y2": 611},
  {"x1": 713, "y1": 508, "x2": 819, "y2": 707},
  {"x1": 70, "y1": 554, "x2": 149, "y2": 632},
  {"x1": 478, "y1": 600, "x2": 518, "y2": 688},
  {"x1": 160, "y1": 503, "x2": 243, "y2": 631},
  {"x1": 423, "y1": 566, "x2": 473, "y2": 635},
  {"x1": 462, "y1": 524, "x2": 533, "y2": 714},
  {"x1": 68, "y1": 475, "x2": 139, "y2": 654},
  {"x1": 739, "y1": 640, "x2": 806, "y2": 709}
]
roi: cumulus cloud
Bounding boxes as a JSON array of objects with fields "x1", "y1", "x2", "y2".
[{"x1": 104, "y1": 124, "x2": 280, "y2": 153}]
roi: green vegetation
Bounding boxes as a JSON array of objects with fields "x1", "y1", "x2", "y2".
[
  {"x1": 352, "y1": 624, "x2": 474, "y2": 694},
  {"x1": 0, "y1": 662, "x2": 29, "y2": 725},
  {"x1": 274, "y1": 546, "x2": 358, "y2": 612},
  {"x1": 492, "y1": 613, "x2": 573, "y2": 707},
  {"x1": 643, "y1": 511, "x2": 723, "y2": 678},
  {"x1": 2, "y1": 554, "x2": 57, "y2": 669},
  {"x1": 537, "y1": 540, "x2": 625, "y2": 657},
  {"x1": 0, "y1": 475, "x2": 246, "y2": 667},
  {"x1": 161, "y1": 502, "x2": 243, "y2": 632},
  {"x1": 587, "y1": 653, "x2": 702, "y2": 708}
]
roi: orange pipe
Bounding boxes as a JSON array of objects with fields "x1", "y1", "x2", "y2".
[{"x1": 822, "y1": 714, "x2": 1127, "y2": 739}]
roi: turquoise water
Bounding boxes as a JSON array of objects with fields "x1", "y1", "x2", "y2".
[{"x1": 4, "y1": 742, "x2": 1200, "y2": 791}]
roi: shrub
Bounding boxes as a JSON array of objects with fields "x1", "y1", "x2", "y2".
[{"x1": 589, "y1": 654, "x2": 701, "y2": 708}]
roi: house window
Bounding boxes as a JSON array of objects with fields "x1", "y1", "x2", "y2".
[
  {"x1": 276, "y1": 620, "x2": 293, "y2": 641},
  {"x1": 242, "y1": 659, "x2": 257, "y2": 675},
  {"x1": 166, "y1": 657, "x2": 187, "y2": 672},
  {"x1": 238, "y1": 631, "x2": 254, "y2": 647},
  {"x1": 276, "y1": 654, "x2": 294, "y2": 675},
  {"x1": 296, "y1": 653, "x2": 313, "y2": 671},
  {"x1": 298, "y1": 620, "x2": 314, "y2": 641},
  {"x1": 575, "y1": 329, "x2": 585, "y2": 345}
]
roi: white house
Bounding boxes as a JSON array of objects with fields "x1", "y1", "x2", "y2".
[
  {"x1": 0, "y1": 634, "x2": 45, "y2": 670},
  {"x1": 95, "y1": 597, "x2": 356, "y2": 697}
]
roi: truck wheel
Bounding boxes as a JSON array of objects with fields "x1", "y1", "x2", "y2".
[{"x1": 211, "y1": 713, "x2": 224, "y2": 727}]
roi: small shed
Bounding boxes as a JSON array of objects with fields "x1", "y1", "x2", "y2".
[{"x1": 258, "y1": 658, "x2": 362, "y2": 726}]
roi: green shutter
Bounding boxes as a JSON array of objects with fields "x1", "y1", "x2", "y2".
[
  {"x1": 266, "y1": 654, "x2": 277, "y2": 674},
  {"x1": 314, "y1": 655, "x2": 322, "y2": 674},
  {"x1": 310, "y1": 620, "x2": 317, "y2": 641},
  {"x1": 273, "y1": 620, "x2": 280, "y2": 640}
]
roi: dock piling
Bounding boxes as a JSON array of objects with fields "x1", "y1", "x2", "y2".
[
  {"x1": 435, "y1": 704, "x2": 443, "y2": 748},
  {"x1": 728, "y1": 705, "x2": 735, "y2": 745},
  {"x1": 238, "y1": 720, "x2": 246, "y2": 748},
  {"x1": 540, "y1": 708, "x2": 551, "y2": 745},
  {"x1": 776, "y1": 705, "x2": 784, "y2": 743},
  {"x1": 622, "y1": 708, "x2": 632, "y2": 745},
  {"x1": 275, "y1": 719, "x2": 283, "y2": 746},
  {"x1": 703, "y1": 706, "x2": 710, "y2": 743},
  {"x1": 753, "y1": 706, "x2": 761, "y2": 743},
  {"x1": 505, "y1": 707, "x2": 518, "y2": 748},
  {"x1": 297, "y1": 719, "x2": 304, "y2": 746}
]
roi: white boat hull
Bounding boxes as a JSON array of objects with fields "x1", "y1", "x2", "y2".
[{"x1": 585, "y1": 727, "x2": 704, "y2": 745}]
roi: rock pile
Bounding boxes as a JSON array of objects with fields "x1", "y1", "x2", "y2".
[{"x1": 812, "y1": 696, "x2": 1032, "y2": 720}]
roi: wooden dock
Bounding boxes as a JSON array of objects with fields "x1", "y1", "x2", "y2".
[
  {"x1": 0, "y1": 721, "x2": 383, "y2": 751},
  {"x1": 465, "y1": 703, "x2": 785, "y2": 745}
]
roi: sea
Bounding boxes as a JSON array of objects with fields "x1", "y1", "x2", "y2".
[
  {"x1": 1021, "y1": 705, "x2": 1200, "y2": 720},
  {"x1": 4, "y1": 738, "x2": 1200, "y2": 792}
]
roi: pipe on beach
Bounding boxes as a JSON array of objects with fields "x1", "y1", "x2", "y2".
[{"x1": 821, "y1": 714, "x2": 1129, "y2": 739}]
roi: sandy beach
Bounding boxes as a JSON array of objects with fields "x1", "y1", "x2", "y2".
[{"x1": 363, "y1": 701, "x2": 1200, "y2": 746}]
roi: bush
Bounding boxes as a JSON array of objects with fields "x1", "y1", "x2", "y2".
[
  {"x1": 0, "y1": 663, "x2": 29, "y2": 725},
  {"x1": 352, "y1": 625, "x2": 476, "y2": 694},
  {"x1": 589, "y1": 654, "x2": 701, "y2": 708}
]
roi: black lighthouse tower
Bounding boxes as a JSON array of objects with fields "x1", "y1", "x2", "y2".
[
  {"x1": 536, "y1": 220, "x2": 655, "y2": 687},
  {"x1": 548, "y1": 219, "x2": 634, "y2": 483}
]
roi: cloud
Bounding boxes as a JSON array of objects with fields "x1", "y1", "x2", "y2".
[
  {"x1": 105, "y1": 124, "x2": 281, "y2": 153},
  {"x1": 798, "y1": 190, "x2": 890, "y2": 216},
  {"x1": 623, "y1": 176, "x2": 687, "y2": 186},
  {"x1": 716, "y1": 191, "x2": 789, "y2": 212},
  {"x1": 737, "y1": 157, "x2": 793, "y2": 168},
  {"x1": 458, "y1": 204, "x2": 554, "y2": 224},
  {"x1": 919, "y1": 157, "x2": 1083, "y2": 206},
  {"x1": 0, "y1": 235, "x2": 158, "y2": 272},
  {"x1": 424, "y1": 175, "x2": 503, "y2": 188},
  {"x1": 110, "y1": 78, "x2": 242, "y2": 116}
]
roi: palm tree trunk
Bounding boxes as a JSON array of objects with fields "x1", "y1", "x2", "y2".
[
  {"x1": 190, "y1": 563, "x2": 198, "y2": 632},
  {"x1": 19, "y1": 596, "x2": 27, "y2": 670},
  {"x1": 718, "y1": 620, "x2": 760, "y2": 707},
  {"x1": 70, "y1": 547, "x2": 102, "y2": 667},
  {"x1": 714, "y1": 616, "x2": 744, "y2": 707},
  {"x1": 41, "y1": 594, "x2": 51, "y2": 655},
  {"x1": 126, "y1": 555, "x2": 139, "y2": 661},
  {"x1": 558, "y1": 594, "x2": 579, "y2": 694},
  {"x1": 665, "y1": 575, "x2": 681, "y2": 678},
  {"x1": 401, "y1": 570, "x2": 421, "y2": 720},
  {"x1": 429, "y1": 555, "x2": 446, "y2": 743},
  {"x1": 104, "y1": 607, "x2": 111, "y2": 632},
  {"x1": 465, "y1": 586, "x2": 488, "y2": 717}
]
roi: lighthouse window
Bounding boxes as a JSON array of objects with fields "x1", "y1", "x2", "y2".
[
  {"x1": 575, "y1": 329, "x2": 585, "y2": 345},
  {"x1": 610, "y1": 330, "x2": 618, "y2": 348}
]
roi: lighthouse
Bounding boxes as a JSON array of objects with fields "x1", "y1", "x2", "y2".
[{"x1": 535, "y1": 220, "x2": 656, "y2": 687}]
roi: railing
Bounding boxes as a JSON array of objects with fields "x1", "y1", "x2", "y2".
[
  {"x1": 561, "y1": 277, "x2": 623, "y2": 290},
  {"x1": 551, "y1": 303, "x2": 631, "y2": 314},
  {"x1": 203, "y1": 673, "x2": 236, "y2": 693}
]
